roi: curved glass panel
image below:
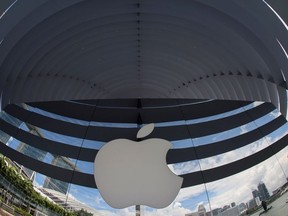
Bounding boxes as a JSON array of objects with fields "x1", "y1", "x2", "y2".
[
  {"x1": 0, "y1": 111, "x2": 23, "y2": 127},
  {"x1": 205, "y1": 148, "x2": 288, "y2": 216},
  {"x1": 67, "y1": 183, "x2": 136, "y2": 215},
  {"x1": 35, "y1": 173, "x2": 71, "y2": 196},
  {"x1": 197, "y1": 123, "x2": 288, "y2": 170},
  {"x1": 181, "y1": 102, "x2": 261, "y2": 126},
  {"x1": 26, "y1": 104, "x2": 90, "y2": 126},
  {"x1": 1, "y1": 100, "x2": 287, "y2": 216},
  {"x1": 169, "y1": 160, "x2": 200, "y2": 175},
  {"x1": 6, "y1": 134, "x2": 77, "y2": 171},
  {"x1": 192, "y1": 109, "x2": 281, "y2": 147},
  {"x1": 25, "y1": 122, "x2": 84, "y2": 147},
  {"x1": 24, "y1": 102, "x2": 261, "y2": 129},
  {"x1": 81, "y1": 139, "x2": 105, "y2": 149},
  {"x1": 74, "y1": 160, "x2": 94, "y2": 174}
]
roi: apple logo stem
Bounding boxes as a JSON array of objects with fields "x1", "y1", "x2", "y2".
[{"x1": 94, "y1": 123, "x2": 183, "y2": 209}]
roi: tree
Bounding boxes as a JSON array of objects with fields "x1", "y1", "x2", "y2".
[{"x1": 74, "y1": 209, "x2": 93, "y2": 216}]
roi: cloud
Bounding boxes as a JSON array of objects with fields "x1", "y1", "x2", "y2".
[
  {"x1": 166, "y1": 137, "x2": 288, "y2": 214},
  {"x1": 239, "y1": 124, "x2": 249, "y2": 134},
  {"x1": 143, "y1": 201, "x2": 191, "y2": 216},
  {"x1": 95, "y1": 196, "x2": 104, "y2": 205},
  {"x1": 176, "y1": 184, "x2": 206, "y2": 203},
  {"x1": 169, "y1": 161, "x2": 200, "y2": 175},
  {"x1": 66, "y1": 146, "x2": 288, "y2": 216},
  {"x1": 186, "y1": 137, "x2": 268, "y2": 171},
  {"x1": 205, "y1": 148, "x2": 288, "y2": 210}
]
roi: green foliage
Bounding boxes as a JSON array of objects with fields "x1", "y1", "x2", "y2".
[
  {"x1": 74, "y1": 208, "x2": 93, "y2": 216},
  {"x1": 0, "y1": 157, "x2": 75, "y2": 216},
  {"x1": 14, "y1": 207, "x2": 32, "y2": 216}
]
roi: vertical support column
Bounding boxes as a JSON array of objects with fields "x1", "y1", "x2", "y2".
[
  {"x1": 136, "y1": 98, "x2": 142, "y2": 216},
  {"x1": 136, "y1": 204, "x2": 141, "y2": 216}
]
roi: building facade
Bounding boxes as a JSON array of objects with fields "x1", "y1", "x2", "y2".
[{"x1": 258, "y1": 182, "x2": 270, "y2": 201}]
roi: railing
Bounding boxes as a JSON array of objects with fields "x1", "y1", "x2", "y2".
[
  {"x1": 0, "y1": 201, "x2": 14, "y2": 214},
  {"x1": 0, "y1": 174, "x2": 58, "y2": 216}
]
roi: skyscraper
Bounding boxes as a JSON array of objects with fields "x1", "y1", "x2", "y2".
[{"x1": 257, "y1": 182, "x2": 270, "y2": 201}]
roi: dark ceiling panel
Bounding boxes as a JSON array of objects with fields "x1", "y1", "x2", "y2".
[{"x1": 3, "y1": 101, "x2": 276, "y2": 141}]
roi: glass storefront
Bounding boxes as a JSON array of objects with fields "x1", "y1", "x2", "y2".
[{"x1": 0, "y1": 100, "x2": 287, "y2": 216}]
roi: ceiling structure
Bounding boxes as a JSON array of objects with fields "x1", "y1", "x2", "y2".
[{"x1": 0, "y1": 0, "x2": 288, "y2": 115}]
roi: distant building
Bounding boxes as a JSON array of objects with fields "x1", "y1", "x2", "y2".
[
  {"x1": 221, "y1": 205, "x2": 230, "y2": 212},
  {"x1": 252, "y1": 189, "x2": 260, "y2": 199},
  {"x1": 198, "y1": 204, "x2": 207, "y2": 216},
  {"x1": 258, "y1": 182, "x2": 270, "y2": 201},
  {"x1": 247, "y1": 199, "x2": 257, "y2": 210},
  {"x1": 221, "y1": 205, "x2": 240, "y2": 216},
  {"x1": 255, "y1": 197, "x2": 261, "y2": 206},
  {"x1": 185, "y1": 204, "x2": 207, "y2": 216},
  {"x1": 238, "y1": 203, "x2": 247, "y2": 214},
  {"x1": 211, "y1": 208, "x2": 221, "y2": 216},
  {"x1": 272, "y1": 188, "x2": 281, "y2": 195},
  {"x1": 185, "y1": 213, "x2": 198, "y2": 216}
]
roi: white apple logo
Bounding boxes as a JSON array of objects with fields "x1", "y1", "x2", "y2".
[{"x1": 94, "y1": 123, "x2": 183, "y2": 209}]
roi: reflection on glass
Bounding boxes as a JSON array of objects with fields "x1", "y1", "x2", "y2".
[
  {"x1": 24, "y1": 102, "x2": 263, "y2": 130},
  {"x1": 25, "y1": 122, "x2": 84, "y2": 146},
  {"x1": 0, "y1": 111, "x2": 23, "y2": 127},
  {"x1": 35, "y1": 173, "x2": 71, "y2": 195},
  {"x1": 7, "y1": 137, "x2": 77, "y2": 171},
  {"x1": 205, "y1": 149, "x2": 288, "y2": 216},
  {"x1": 82, "y1": 139, "x2": 105, "y2": 149},
  {"x1": 74, "y1": 160, "x2": 93, "y2": 174},
  {"x1": 26, "y1": 104, "x2": 90, "y2": 126},
  {"x1": 198, "y1": 122, "x2": 288, "y2": 170},
  {"x1": 172, "y1": 139, "x2": 193, "y2": 149},
  {"x1": 192, "y1": 109, "x2": 280, "y2": 147},
  {"x1": 0, "y1": 100, "x2": 287, "y2": 216},
  {"x1": 185, "y1": 102, "x2": 262, "y2": 125},
  {"x1": 169, "y1": 160, "x2": 200, "y2": 175}
]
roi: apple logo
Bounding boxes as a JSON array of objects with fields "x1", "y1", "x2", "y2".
[{"x1": 94, "y1": 123, "x2": 183, "y2": 209}]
